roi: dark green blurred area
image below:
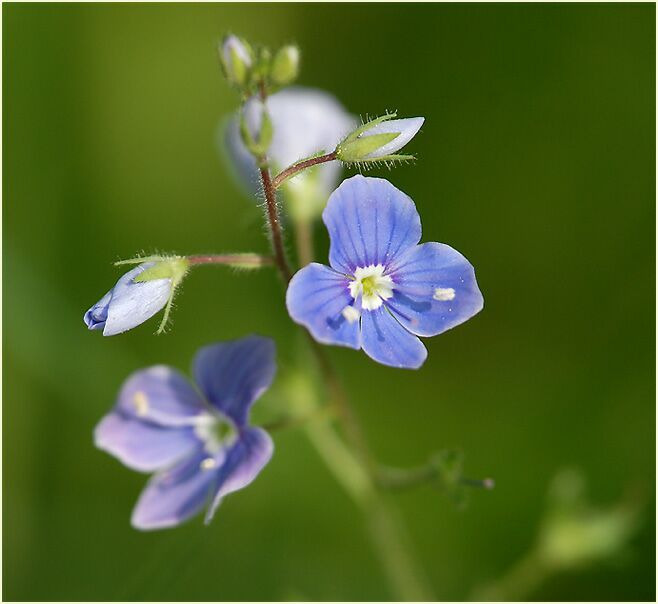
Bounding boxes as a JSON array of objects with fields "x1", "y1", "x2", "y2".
[{"x1": 3, "y1": 3, "x2": 655, "y2": 601}]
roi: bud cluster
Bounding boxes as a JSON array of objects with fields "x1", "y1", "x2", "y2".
[{"x1": 219, "y1": 34, "x2": 300, "y2": 94}]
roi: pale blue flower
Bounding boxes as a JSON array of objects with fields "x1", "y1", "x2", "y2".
[{"x1": 95, "y1": 336, "x2": 275, "y2": 530}]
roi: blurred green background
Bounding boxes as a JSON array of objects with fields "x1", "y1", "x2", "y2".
[{"x1": 3, "y1": 3, "x2": 655, "y2": 601}]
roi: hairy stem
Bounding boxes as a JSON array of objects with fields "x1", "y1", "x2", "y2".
[
  {"x1": 259, "y1": 165, "x2": 293, "y2": 282},
  {"x1": 306, "y1": 336, "x2": 376, "y2": 474},
  {"x1": 288, "y1": 372, "x2": 434, "y2": 601},
  {"x1": 187, "y1": 254, "x2": 273, "y2": 267},
  {"x1": 272, "y1": 151, "x2": 337, "y2": 189}
]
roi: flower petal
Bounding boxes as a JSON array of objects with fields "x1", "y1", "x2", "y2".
[
  {"x1": 387, "y1": 242, "x2": 484, "y2": 337},
  {"x1": 94, "y1": 412, "x2": 201, "y2": 473},
  {"x1": 323, "y1": 176, "x2": 421, "y2": 273},
  {"x1": 116, "y1": 365, "x2": 207, "y2": 427},
  {"x1": 193, "y1": 336, "x2": 276, "y2": 427},
  {"x1": 205, "y1": 427, "x2": 273, "y2": 524},
  {"x1": 84, "y1": 290, "x2": 112, "y2": 330},
  {"x1": 360, "y1": 306, "x2": 427, "y2": 369},
  {"x1": 286, "y1": 263, "x2": 361, "y2": 349},
  {"x1": 362, "y1": 117, "x2": 424, "y2": 159},
  {"x1": 131, "y1": 449, "x2": 220, "y2": 530},
  {"x1": 98, "y1": 264, "x2": 172, "y2": 336}
]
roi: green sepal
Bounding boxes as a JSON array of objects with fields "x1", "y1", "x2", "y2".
[
  {"x1": 219, "y1": 34, "x2": 254, "y2": 90},
  {"x1": 229, "y1": 46, "x2": 249, "y2": 87},
  {"x1": 114, "y1": 254, "x2": 167, "y2": 266},
  {"x1": 339, "y1": 112, "x2": 397, "y2": 145},
  {"x1": 136, "y1": 257, "x2": 189, "y2": 335},
  {"x1": 336, "y1": 132, "x2": 400, "y2": 163},
  {"x1": 271, "y1": 45, "x2": 300, "y2": 86},
  {"x1": 344, "y1": 153, "x2": 416, "y2": 167},
  {"x1": 133, "y1": 257, "x2": 189, "y2": 284},
  {"x1": 239, "y1": 106, "x2": 273, "y2": 158}
]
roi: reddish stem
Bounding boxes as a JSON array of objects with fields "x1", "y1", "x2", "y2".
[
  {"x1": 272, "y1": 151, "x2": 338, "y2": 189},
  {"x1": 187, "y1": 254, "x2": 273, "y2": 266}
]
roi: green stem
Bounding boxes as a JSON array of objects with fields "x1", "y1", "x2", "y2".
[
  {"x1": 289, "y1": 379, "x2": 434, "y2": 601},
  {"x1": 471, "y1": 549, "x2": 547, "y2": 601}
]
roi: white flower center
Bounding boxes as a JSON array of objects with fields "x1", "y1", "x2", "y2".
[
  {"x1": 348, "y1": 264, "x2": 394, "y2": 311},
  {"x1": 194, "y1": 415, "x2": 232, "y2": 456}
]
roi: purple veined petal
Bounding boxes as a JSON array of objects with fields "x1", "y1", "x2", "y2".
[
  {"x1": 192, "y1": 336, "x2": 276, "y2": 428},
  {"x1": 131, "y1": 448, "x2": 222, "y2": 530},
  {"x1": 323, "y1": 176, "x2": 422, "y2": 274},
  {"x1": 387, "y1": 242, "x2": 484, "y2": 337},
  {"x1": 205, "y1": 427, "x2": 273, "y2": 524},
  {"x1": 116, "y1": 365, "x2": 207, "y2": 427},
  {"x1": 362, "y1": 117, "x2": 425, "y2": 159},
  {"x1": 286, "y1": 263, "x2": 361, "y2": 350},
  {"x1": 94, "y1": 412, "x2": 202, "y2": 473},
  {"x1": 223, "y1": 86, "x2": 355, "y2": 198},
  {"x1": 360, "y1": 306, "x2": 428, "y2": 369},
  {"x1": 84, "y1": 263, "x2": 172, "y2": 336}
]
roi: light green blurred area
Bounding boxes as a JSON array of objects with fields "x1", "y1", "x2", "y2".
[{"x1": 3, "y1": 3, "x2": 655, "y2": 601}]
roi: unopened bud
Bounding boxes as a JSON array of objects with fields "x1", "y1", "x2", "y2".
[
  {"x1": 239, "y1": 99, "x2": 274, "y2": 157},
  {"x1": 336, "y1": 113, "x2": 424, "y2": 163},
  {"x1": 220, "y1": 34, "x2": 253, "y2": 88},
  {"x1": 271, "y1": 45, "x2": 300, "y2": 86}
]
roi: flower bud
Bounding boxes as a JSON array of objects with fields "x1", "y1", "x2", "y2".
[
  {"x1": 84, "y1": 258, "x2": 189, "y2": 336},
  {"x1": 219, "y1": 34, "x2": 253, "y2": 88},
  {"x1": 239, "y1": 100, "x2": 273, "y2": 158},
  {"x1": 271, "y1": 45, "x2": 300, "y2": 87},
  {"x1": 336, "y1": 113, "x2": 424, "y2": 163}
]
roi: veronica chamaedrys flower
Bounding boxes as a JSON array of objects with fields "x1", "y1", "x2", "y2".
[
  {"x1": 94, "y1": 336, "x2": 275, "y2": 530},
  {"x1": 224, "y1": 86, "x2": 355, "y2": 217},
  {"x1": 286, "y1": 175, "x2": 484, "y2": 369},
  {"x1": 84, "y1": 258, "x2": 188, "y2": 336},
  {"x1": 336, "y1": 113, "x2": 425, "y2": 164}
]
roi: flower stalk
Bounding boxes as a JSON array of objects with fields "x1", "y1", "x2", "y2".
[
  {"x1": 272, "y1": 151, "x2": 337, "y2": 189},
  {"x1": 259, "y1": 165, "x2": 293, "y2": 282},
  {"x1": 187, "y1": 254, "x2": 274, "y2": 268}
]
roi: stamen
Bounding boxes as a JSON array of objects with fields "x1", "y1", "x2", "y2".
[{"x1": 349, "y1": 264, "x2": 394, "y2": 311}]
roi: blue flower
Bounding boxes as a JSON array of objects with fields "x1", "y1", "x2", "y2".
[
  {"x1": 286, "y1": 176, "x2": 484, "y2": 369},
  {"x1": 94, "y1": 336, "x2": 275, "y2": 530}
]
